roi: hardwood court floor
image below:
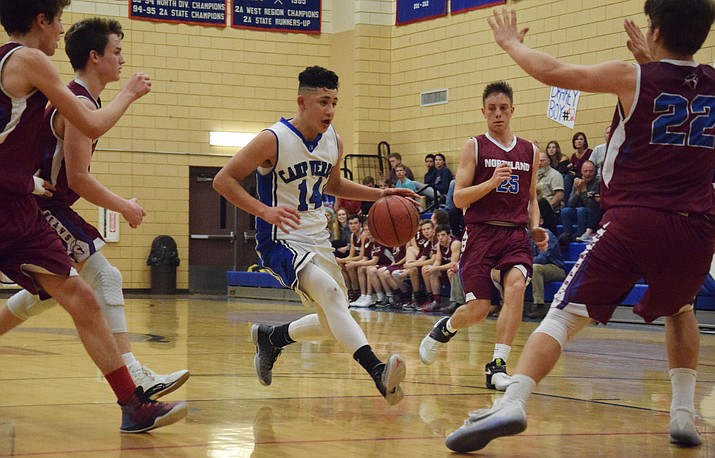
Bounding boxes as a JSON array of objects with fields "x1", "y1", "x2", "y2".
[{"x1": 0, "y1": 294, "x2": 714, "y2": 457}]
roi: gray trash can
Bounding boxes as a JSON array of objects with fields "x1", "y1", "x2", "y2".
[{"x1": 147, "y1": 235, "x2": 180, "y2": 294}]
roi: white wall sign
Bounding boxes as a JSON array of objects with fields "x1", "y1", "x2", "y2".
[{"x1": 547, "y1": 86, "x2": 580, "y2": 129}]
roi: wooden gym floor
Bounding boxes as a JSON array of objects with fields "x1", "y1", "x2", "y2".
[{"x1": 0, "y1": 294, "x2": 713, "y2": 457}]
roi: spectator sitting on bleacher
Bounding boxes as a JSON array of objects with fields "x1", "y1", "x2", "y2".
[
  {"x1": 331, "y1": 208, "x2": 352, "y2": 258},
  {"x1": 423, "y1": 225, "x2": 461, "y2": 312},
  {"x1": 336, "y1": 214, "x2": 364, "y2": 300},
  {"x1": 536, "y1": 150, "x2": 564, "y2": 235},
  {"x1": 561, "y1": 160, "x2": 602, "y2": 243},
  {"x1": 394, "y1": 164, "x2": 417, "y2": 192},
  {"x1": 396, "y1": 219, "x2": 437, "y2": 311},
  {"x1": 387, "y1": 152, "x2": 414, "y2": 187},
  {"x1": 374, "y1": 245, "x2": 409, "y2": 308},
  {"x1": 527, "y1": 226, "x2": 565, "y2": 319},
  {"x1": 423, "y1": 154, "x2": 437, "y2": 185},
  {"x1": 432, "y1": 154, "x2": 453, "y2": 197},
  {"x1": 347, "y1": 219, "x2": 379, "y2": 307}
]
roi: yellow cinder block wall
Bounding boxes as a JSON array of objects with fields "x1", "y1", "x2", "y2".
[{"x1": 58, "y1": 0, "x2": 714, "y2": 289}]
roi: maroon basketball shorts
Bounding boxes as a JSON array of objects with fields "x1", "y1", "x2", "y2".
[
  {"x1": 41, "y1": 205, "x2": 105, "y2": 263},
  {"x1": 553, "y1": 207, "x2": 715, "y2": 324},
  {"x1": 0, "y1": 201, "x2": 75, "y2": 297},
  {"x1": 459, "y1": 223, "x2": 532, "y2": 301}
]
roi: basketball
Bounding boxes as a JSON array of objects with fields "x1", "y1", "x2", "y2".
[{"x1": 368, "y1": 195, "x2": 419, "y2": 247}]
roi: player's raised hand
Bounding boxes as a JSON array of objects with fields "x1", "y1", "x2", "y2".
[
  {"x1": 122, "y1": 72, "x2": 152, "y2": 101},
  {"x1": 624, "y1": 19, "x2": 653, "y2": 64},
  {"x1": 531, "y1": 227, "x2": 549, "y2": 252},
  {"x1": 488, "y1": 8, "x2": 529, "y2": 50},
  {"x1": 122, "y1": 197, "x2": 147, "y2": 229},
  {"x1": 490, "y1": 162, "x2": 512, "y2": 188},
  {"x1": 263, "y1": 205, "x2": 300, "y2": 233}
]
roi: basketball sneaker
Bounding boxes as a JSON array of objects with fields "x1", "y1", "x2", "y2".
[
  {"x1": 422, "y1": 300, "x2": 442, "y2": 312},
  {"x1": 251, "y1": 324, "x2": 283, "y2": 386},
  {"x1": 485, "y1": 358, "x2": 512, "y2": 390},
  {"x1": 129, "y1": 363, "x2": 190, "y2": 400},
  {"x1": 372, "y1": 354, "x2": 406, "y2": 406},
  {"x1": 120, "y1": 387, "x2": 188, "y2": 433},
  {"x1": 445, "y1": 400, "x2": 527, "y2": 452},
  {"x1": 419, "y1": 317, "x2": 456, "y2": 365},
  {"x1": 669, "y1": 407, "x2": 702, "y2": 446}
]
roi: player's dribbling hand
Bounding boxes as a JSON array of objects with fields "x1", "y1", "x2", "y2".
[
  {"x1": 263, "y1": 205, "x2": 300, "y2": 233},
  {"x1": 531, "y1": 227, "x2": 549, "y2": 252},
  {"x1": 123, "y1": 72, "x2": 152, "y2": 100},
  {"x1": 381, "y1": 187, "x2": 420, "y2": 208},
  {"x1": 624, "y1": 19, "x2": 653, "y2": 64},
  {"x1": 488, "y1": 8, "x2": 530, "y2": 50},
  {"x1": 381, "y1": 187, "x2": 419, "y2": 201}
]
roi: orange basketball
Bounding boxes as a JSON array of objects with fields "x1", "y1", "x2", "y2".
[{"x1": 367, "y1": 195, "x2": 420, "y2": 247}]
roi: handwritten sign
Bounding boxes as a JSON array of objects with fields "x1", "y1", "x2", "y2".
[
  {"x1": 547, "y1": 86, "x2": 580, "y2": 129},
  {"x1": 396, "y1": 0, "x2": 447, "y2": 26},
  {"x1": 232, "y1": 0, "x2": 321, "y2": 34},
  {"x1": 451, "y1": 0, "x2": 505, "y2": 15},
  {"x1": 130, "y1": 0, "x2": 227, "y2": 27}
]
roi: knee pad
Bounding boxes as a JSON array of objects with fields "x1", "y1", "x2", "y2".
[
  {"x1": 6, "y1": 289, "x2": 56, "y2": 321},
  {"x1": 533, "y1": 307, "x2": 590, "y2": 350},
  {"x1": 80, "y1": 253, "x2": 127, "y2": 333}
]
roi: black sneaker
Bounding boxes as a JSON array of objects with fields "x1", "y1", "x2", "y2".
[
  {"x1": 251, "y1": 324, "x2": 283, "y2": 386},
  {"x1": 485, "y1": 358, "x2": 511, "y2": 390},
  {"x1": 372, "y1": 354, "x2": 406, "y2": 405}
]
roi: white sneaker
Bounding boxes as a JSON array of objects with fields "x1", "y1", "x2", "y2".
[
  {"x1": 129, "y1": 363, "x2": 190, "y2": 400},
  {"x1": 669, "y1": 407, "x2": 702, "y2": 446},
  {"x1": 445, "y1": 400, "x2": 527, "y2": 453},
  {"x1": 419, "y1": 317, "x2": 454, "y2": 365},
  {"x1": 352, "y1": 295, "x2": 374, "y2": 308}
]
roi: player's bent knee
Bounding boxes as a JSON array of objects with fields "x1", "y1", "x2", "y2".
[
  {"x1": 534, "y1": 307, "x2": 589, "y2": 350},
  {"x1": 7, "y1": 289, "x2": 57, "y2": 321}
]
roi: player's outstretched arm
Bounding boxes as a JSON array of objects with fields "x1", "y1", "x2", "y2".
[
  {"x1": 488, "y1": 8, "x2": 636, "y2": 106},
  {"x1": 15, "y1": 48, "x2": 150, "y2": 139},
  {"x1": 214, "y1": 130, "x2": 300, "y2": 234}
]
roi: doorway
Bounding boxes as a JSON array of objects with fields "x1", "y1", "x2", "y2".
[{"x1": 188, "y1": 166, "x2": 257, "y2": 293}]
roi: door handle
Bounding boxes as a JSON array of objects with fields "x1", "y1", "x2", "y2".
[
  {"x1": 191, "y1": 231, "x2": 235, "y2": 241},
  {"x1": 243, "y1": 231, "x2": 256, "y2": 243}
]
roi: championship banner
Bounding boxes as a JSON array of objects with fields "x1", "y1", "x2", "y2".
[
  {"x1": 396, "y1": 0, "x2": 447, "y2": 26},
  {"x1": 129, "y1": 0, "x2": 227, "y2": 27},
  {"x1": 451, "y1": 0, "x2": 505, "y2": 15},
  {"x1": 547, "y1": 86, "x2": 581, "y2": 129},
  {"x1": 232, "y1": 0, "x2": 321, "y2": 34}
]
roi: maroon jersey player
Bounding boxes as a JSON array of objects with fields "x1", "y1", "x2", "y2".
[
  {"x1": 418, "y1": 81, "x2": 546, "y2": 392},
  {"x1": 445, "y1": 1, "x2": 715, "y2": 452}
]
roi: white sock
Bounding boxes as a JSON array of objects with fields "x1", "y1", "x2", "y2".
[
  {"x1": 122, "y1": 352, "x2": 138, "y2": 368},
  {"x1": 502, "y1": 374, "x2": 536, "y2": 405},
  {"x1": 670, "y1": 368, "x2": 697, "y2": 412},
  {"x1": 493, "y1": 344, "x2": 512, "y2": 363},
  {"x1": 376, "y1": 292, "x2": 385, "y2": 301}
]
